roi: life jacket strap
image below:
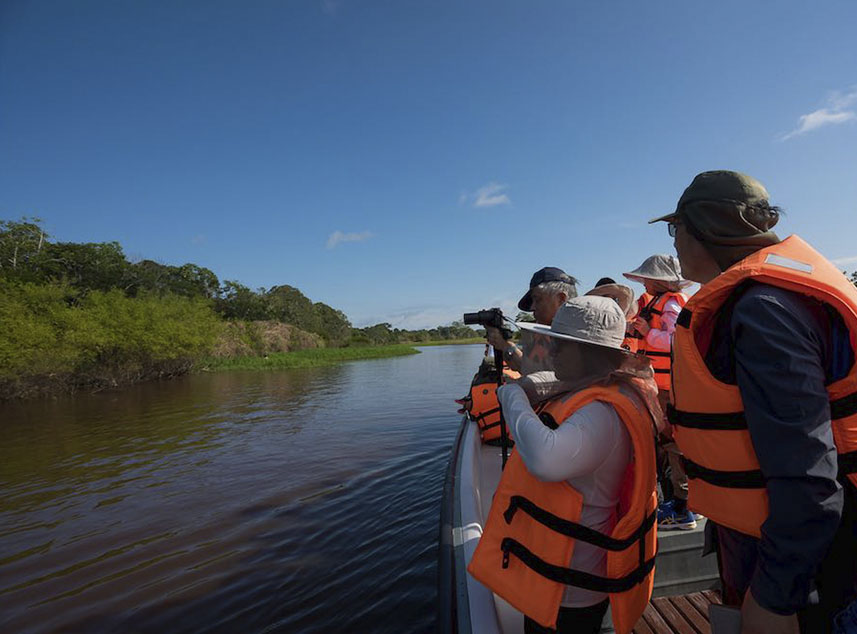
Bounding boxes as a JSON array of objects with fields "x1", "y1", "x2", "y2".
[
  {"x1": 642, "y1": 350, "x2": 671, "y2": 358},
  {"x1": 682, "y1": 456, "x2": 765, "y2": 489},
  {"x1": 685, "y1": 450, "x2": 857, "y2": 490},
  {"x1": 838, "y1": 451, "x2": 857, "y2": 479},
  {"x1": 676, "y1": 308, "x2": 692, "y2": 329},
  {"x1": 831, "y1": 392, "x2": 857, "y2": 420},
  {"x1": 474, "y1": 407, "x2": 501, "y2": 426},
  {"x1": 670, "y1": 389, "x2": 857, "y2": 429},
  {"x1": 503, "y1": 495, "x2": 657, "y2": 551},
  {"x1": 667, "y1": 404, "x2": 747, "y2": 430},
  {"x1": 499, "y1": 538, "x2": 656, "y2": 594}
]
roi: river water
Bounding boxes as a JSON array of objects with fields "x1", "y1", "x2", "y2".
[{"x1": 0, "y1": 344, "x2": 486, "y2": 633}]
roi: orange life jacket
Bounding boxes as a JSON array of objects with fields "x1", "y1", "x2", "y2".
[
  {"x1": 621, "y1": 294, "x2": 652, "y2": 353},
  {"x1": 467, "y1": 366, "x2": 521, "y2": 443},
  {"x1": 467, "y1": 384, "x2": 658, "y2": 633},
  {"x1": 633, "y1": 292, "x2": 687, "y2": 390},
  {"x1": 669, "y1": 235, "x2": 857, "y2": 538}
]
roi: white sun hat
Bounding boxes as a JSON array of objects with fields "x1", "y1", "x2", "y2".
[
  {"x1": 516, "y1": 296, "x2": 628, "y2": 351},
  {"x1": 622, "y1": 254, "x2": 692, "y2": 288}
]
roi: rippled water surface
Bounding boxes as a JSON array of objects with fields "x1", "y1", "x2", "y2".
[{"x1": 0, "y1": 345, "x2": 485, "y2": 633}]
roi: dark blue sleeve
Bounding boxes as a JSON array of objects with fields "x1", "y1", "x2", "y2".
[{"x1": 731, "y1": 285, "x2": 844, "y2": 615}]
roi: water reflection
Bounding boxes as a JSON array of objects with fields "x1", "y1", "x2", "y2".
[{"x1": 0, "y1": 345, "x2": 484, "y2": 633}]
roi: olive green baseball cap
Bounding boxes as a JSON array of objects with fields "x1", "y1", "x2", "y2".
[{"x1": 649, "y1": 170, "x2": 770, "y2": 224}]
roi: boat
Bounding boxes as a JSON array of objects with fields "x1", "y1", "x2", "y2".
[{"x1": 438, "y1": 412, "x2": 720, "y2": 633}]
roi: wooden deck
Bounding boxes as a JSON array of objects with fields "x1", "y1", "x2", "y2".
[{"x1": 632, "y1": 590, "x2": 722, "y2": 634}]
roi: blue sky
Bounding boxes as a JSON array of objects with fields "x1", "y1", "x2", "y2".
[{"x1": 1, "y1": 0, "x2": 856, "y2": 328}]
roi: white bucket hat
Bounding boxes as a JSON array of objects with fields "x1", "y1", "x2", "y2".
[
  {"x1": 585, "y1": 283, "x2": 636, "y2": 318},
  {"x1": 517, "y1": 296, "x2": 627, "y2": 351},
  {"x1": 623, "y1": 254, "x2": 692, "y2": 288}
]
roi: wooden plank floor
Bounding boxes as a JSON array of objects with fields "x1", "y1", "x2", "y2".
[{"x1": 633, "y1": 590, "x2": 722, "y2": 634}]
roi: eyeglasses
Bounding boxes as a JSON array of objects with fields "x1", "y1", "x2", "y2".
[{"x1": 668, "y1": 221, "x2": 680, "y2": 237}]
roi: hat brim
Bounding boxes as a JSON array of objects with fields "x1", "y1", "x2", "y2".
[
  {"x1": 622, "y1": 272, "x2": 694, "y2": 289},
  {"x1": 516, "y1": 321, "x2": 629, "y2": 352},
  {"x1": 517, "y1": 290, "x2": 533, "y2": 312},
  {"x1": 648, "y1": 211, "x2": 679, "y2": 224}
]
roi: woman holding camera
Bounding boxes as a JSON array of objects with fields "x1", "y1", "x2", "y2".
[{"x1": 468, "y1": 296, "x2": 661, "y2": 634}]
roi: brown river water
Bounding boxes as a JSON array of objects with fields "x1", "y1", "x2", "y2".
[{"x1": 0, "y1": 344, "x2": 486, "y2": 633}]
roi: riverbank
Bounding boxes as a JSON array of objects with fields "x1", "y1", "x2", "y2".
[
  {"x1": 198, "y1": 344, "x2": 421, "y2": 371},
  {"x1": 409, "y1": 338, "x2": 484, "y2": 346}
]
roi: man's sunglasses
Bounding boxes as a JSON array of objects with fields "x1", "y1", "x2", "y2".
[{"x1": 668, "y1": 221, "x2": 680, "y2": 237}]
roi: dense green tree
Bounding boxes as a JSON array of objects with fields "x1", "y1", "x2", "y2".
[
  {"x1": 42, "y1": 241, "x2": 130, "y2": 292},
  {"x1": 266, "y1": 285, "x2": 318, "y2": 331},
  {"x1": 313, "y1": 302, "x2": 352, "y2": 344},
  {"x1": 215, "y1": 281, "x2": 271, "y2": 321},
  {"x1": 0, "y1": 217, "x2": 48, "y2": 282},
  {"x1": 176, "y1": 263, "x2": 220, "y2": 299}
]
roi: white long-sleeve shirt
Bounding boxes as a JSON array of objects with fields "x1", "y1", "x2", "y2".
[
  {"x1": 497, "y1": 382, "x2": 632, "y2": 608},
  {"x1": 644, "y1": 297, "x2": 683, "y2": 351}
]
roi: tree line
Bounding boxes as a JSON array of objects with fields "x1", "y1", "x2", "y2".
[{"x1": 0, "y1": 217, "x2": 478, "y2": 347}]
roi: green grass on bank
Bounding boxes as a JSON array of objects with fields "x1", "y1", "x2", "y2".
[{"x1": 198, "y1": 344, "x2": 421, "y2": 371}]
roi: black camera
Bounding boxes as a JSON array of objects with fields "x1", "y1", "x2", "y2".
[{"x1": 463, "y1": 308, "x2": 513, "y2": 340}]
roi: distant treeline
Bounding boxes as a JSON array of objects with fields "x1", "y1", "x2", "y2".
[
  {"x1": 0, "y1": 217, "x2": 478, "y2": 397},
  {"x1": 0, "y1": 217, "x2": 480, "y2": 343}
]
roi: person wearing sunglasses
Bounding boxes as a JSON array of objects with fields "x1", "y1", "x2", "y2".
[{"x1": 651, "y1": 170, "x2": 857, "y2": 634}]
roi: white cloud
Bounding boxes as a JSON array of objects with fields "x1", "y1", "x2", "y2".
[
  {"x1": 460, "y1": 182, "x2": 511, "y2": 208},
  {"x1": 474, "y1": 182, "x2": 511, "y2": 207},
  {"x1": 326, "y1": 230, "x2": 373, "y2": 249},
  {"x1": 781, "y1": 88, "x2": 857, "y2": 140},
  {"x1": 832, "y1": 255, "x2": 857, "y2": 267}
]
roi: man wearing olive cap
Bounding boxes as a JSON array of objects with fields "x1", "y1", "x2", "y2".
[{"x1": 652, "y1": 171, "x2": 857, "y2": 633}]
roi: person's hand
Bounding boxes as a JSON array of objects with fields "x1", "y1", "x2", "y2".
[
  {"x1": 485, "y1": 326, "x2": 508, "y2": 350},
  {"x1": 632, "y1": 317, "x2": 650, "y2": 336},
  {"x1": 740, "y1": 590, "x2": 799, "y2": 634}
]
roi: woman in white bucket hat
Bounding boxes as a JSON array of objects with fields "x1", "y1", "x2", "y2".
[
  {"x1": 468, "y1": 297, "x2": 662, "y2": 634},
  {"x1": 623, "y1": 254, "x2": 695, "y2": 531},
  {"x1": 622, "y1": 254, "x2": 690, "y2": 395}
]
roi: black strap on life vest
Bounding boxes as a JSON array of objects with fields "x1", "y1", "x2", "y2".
[
  {"x1": 476, "y1": 407, "x2": 501, "y2": 429},
  {"x1": 676, "y1": 308, "x2": 692, "y2": 329},
  {"x1": 499, "y1": 496, "x2": 657, "y2": 593},
  {"x1": 685, "y1": 450, "x2": 857, "y2": 489},
  {"x1": 670, "y1": 389, "x2": 857, "y2": 429},
  {"x1": 667, "y1": 404, "x2": 748, "y2": 430},
  {"x1": 503, "y1": 495, "x2": 656, "y2": 550},
  {"x1": 643, "y1": 350, "x2": 671, "y2": 358},
  {"x1": 638, "y1": 294, "x2": 664, "y2": 321},
  {"x1": 682, "y1": 456, "x2": 766, "y2": 489},
  {"x1": 500, "y1": 537, "x2": 656, "y2": 593},
  {"x1": 831, "y1": 392, "x2": 857, "y2": 420},
  {"x1": 839, "y1": 451, "x2": 857, "y2": 480}
]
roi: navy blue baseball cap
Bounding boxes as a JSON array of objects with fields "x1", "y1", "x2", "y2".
[{"x1": 518, "y1": 267, "x2": 578, "y2": 311}]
